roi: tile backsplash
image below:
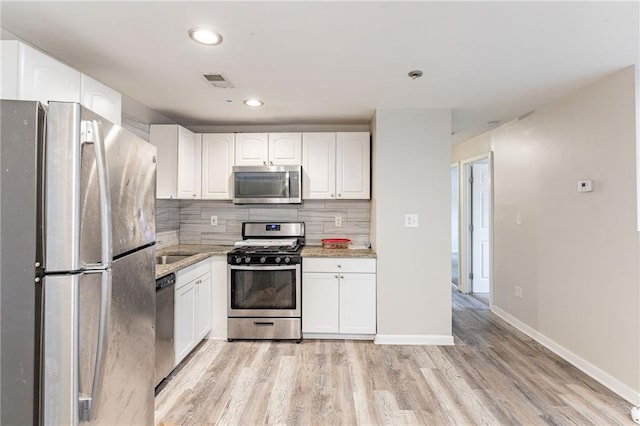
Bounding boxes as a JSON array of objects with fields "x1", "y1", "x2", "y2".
[{"x1": 156, "y1": 199, "x2": 371, "y2": 246}]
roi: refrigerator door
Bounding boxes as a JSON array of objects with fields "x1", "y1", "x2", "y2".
[
  {"x1": 0, "y1": 100, "x2": 45, "y2": 425},
  {"x1": 43, "y1": 245, "x2": 155, "y2": 425},
  {"x1": 45, "y1": 102, "x2": 156, "y2": 272}
]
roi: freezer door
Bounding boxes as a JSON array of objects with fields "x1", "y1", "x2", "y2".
[
  {"x1": 43, "y1": 245, "x2": 155, "y2": 425},
  {"x1": 0, "y1": 100, "x2": 45, "y2": 425},
  {"x1": 45, "y1": 102, "x2": 156, "y2": 271}
]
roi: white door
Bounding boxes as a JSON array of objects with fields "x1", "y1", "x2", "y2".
[
  {"x1": 80, "y1": 74, "x2": 122, "y2": 125},
  {"x1": 268, "y1": 133, "x2": 302, "y2": 165},
  {"x1": 336, "y1": 132, "x2": 370, "y2": 199},
  {"x1": 201, "y1": 133, "x2": 234, "y2": 199},
  {"x1": 471, "y1": 163, "x2": 490, "y2": 293},
  {"x1": 194, "y1": 273, "x2": 211, "y2": 341},
  {"x1": 339, "y1": 273, "x2": 376, "y2": 334},
  {"x1": 174, "y1": 281, "x2": 195, "y2": 366},
  {"x1": 302, "y1": 133, "x2": 336, "y2": 199},
  {"x1": 302, "y1": 272, "x2": 339, "y2": 333},
  {"x1": 235, "y1": 133, "x2": 268, "y2": 165},
  {"x1": 177, "y1": 127, "x2": 200, "y2": 199}
]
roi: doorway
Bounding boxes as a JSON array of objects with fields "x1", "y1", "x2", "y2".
[
  {"x1": 459, "y1": 153, "x2": 493, "y2": 305},
  {"x1": 451, "y1": 164, "x2": 459, "y2": 286}
]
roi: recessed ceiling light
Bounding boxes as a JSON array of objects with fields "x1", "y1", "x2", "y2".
[
  {"x1": 188, "y1": 28, "x2": 223, "y2": 46},
  {"x1": 243, "y1": 98, "x2": 264, "y2": 108}
]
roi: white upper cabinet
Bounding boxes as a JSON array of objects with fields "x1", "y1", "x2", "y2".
[
  {"x1": 1, "y1": 41, "x2": 122, "y2": 125},
  {"x1": 336, "y1": 132, "x2": 370, "y2": 199},
  {"x1": 234, "y1": 133, "x2": 268, "y2": 166},
  {"x1": 1, "y1": 40, "x2": 80, "y2": 104},
  {"x1": 302, "y1": 132, "x2": 337, "y2": 199},
  {"x1": 150, "y1": 124, "x2": 201, "y2": 199},
  {"x1": 235, "y1": 132, "x2": 302, "y2": 166},
  {"x1": 80, "y1": 74, "x2": 122, "y2": 125},
  {"x1": 302, "y1": 132, "x2": 370, "y2": 200},
  {"x1": 201, "y1": 133, "x2": 235, "y2": 199},
  {"x1": 177, "y1": 127, "x2": 201, "y2": 199},
  {"x1": 268, "y1": 133, "x2": 302, "y2": 165}
]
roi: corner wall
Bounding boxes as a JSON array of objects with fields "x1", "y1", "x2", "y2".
[
  {"x1": 372, "y1": 108, "x2": 452, "y2": 343},
  {"x1": 458, "y1": 67, "x2": 640, "y2": 403}
]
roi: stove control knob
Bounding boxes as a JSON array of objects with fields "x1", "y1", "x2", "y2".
[
  {"x1": 260, "y1": 257, "x2": 267, "y2": 264},
  {"x1": 275, "y1": 257, "x2": 281, "y2": 264},
  {"x1": 284, "y1": 257, "x2": 291, "y2": 264},
  {"x1": 235, "y1": 257, "x2": 242, "y2": 264},
  {"x1": 244, "y1": 257, "x2": 250, "y2": 263}
]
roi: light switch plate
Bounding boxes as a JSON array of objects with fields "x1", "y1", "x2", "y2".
[
  {"x1": 405, "y1": 214, "x2": 419, "y2": 227},
  {"x1": 577, "y1": 180, "x2": 593, "y2": 192}
]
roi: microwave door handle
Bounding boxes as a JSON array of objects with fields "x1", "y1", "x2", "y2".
[{"x1": 284, "y1": 171, "x2": 290, "y2": 198}]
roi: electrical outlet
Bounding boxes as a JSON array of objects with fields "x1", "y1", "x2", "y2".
[
  {"x1": 405, "y1": 214, "x2": 419, "y2": 227},
  {"x1": 210, "y1": 215, "x2": 218, "y2": 226},
  {"x1": 335, "y1": 216, "x2": 342, "y2": 227},
  {"x1": 515, "y1": 286, "x2": 523, "y2": 298},
  {"x1": 516, "y1": 212, "x2": 522, "y2": 225}
]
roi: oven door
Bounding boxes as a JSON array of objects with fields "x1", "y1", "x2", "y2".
[{"x1": 228, "y1": 264, "x2": 301, "y2": 317}]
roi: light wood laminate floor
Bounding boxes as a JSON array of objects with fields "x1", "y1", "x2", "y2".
[{"x1": 155, "y1": 290, "x2": 635, "y2": 425}]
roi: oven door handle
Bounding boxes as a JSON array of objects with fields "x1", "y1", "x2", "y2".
[{"x1": 229, "y1": 265, "x2": 299, "y2": 271}]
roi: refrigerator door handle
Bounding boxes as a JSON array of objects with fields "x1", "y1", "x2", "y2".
[
  {"x1": 79, "y1": 268, "x2": 112, "y2": 422},
  {"x1": 82, "y1": 120, "x2": 113, "y2": 270}
]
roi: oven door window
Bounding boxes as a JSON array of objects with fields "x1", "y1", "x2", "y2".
[{"x1": 230, "y1": 268, "x2": 296, "y2": 309}]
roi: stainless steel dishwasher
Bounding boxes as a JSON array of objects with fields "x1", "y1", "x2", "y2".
[{"x1": 155, "y1": 273, "x2": 176, "y2": 387}]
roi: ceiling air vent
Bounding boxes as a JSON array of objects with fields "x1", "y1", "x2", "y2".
[{"x1": 203, "y1": 73, "x2": 233, "y2": 89}]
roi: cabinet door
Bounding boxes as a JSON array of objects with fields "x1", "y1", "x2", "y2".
[
  {"x1": 80, "y1": 73, "x2": 122, "y2": 125},
  {"x1": 336, "y1": 132, "x2": 370, "y2": 199},
  {"x1": 177, "y1": 127, "x2": 201, "y2": 199},
  {"x1": 150, "y1": 125, "x2": 179, "y2": 199},
  {"x1": 175, "y1": 281, "x2": 195, "y2": 366},
  {"x1": 339, "y1": 273, "x2": 376, "y2": 334},
  {"x1": 201, "y1": 133, "x2": 234, "y2": 199},
  {"x1": 194, "y1": 273, "x2": 212, "y2": 342},
  {"x1": 302, "y1": 273, "x2": 339, "y2": 333},
  {"x1": 302, "y1": 133, "x2": 336, "y2": 199},
  {"x1": 18, "y1": 42, "x2": 80, "y2": 104},
  {"x1": 235, "y1": 133, "x2": 268, "y2": 166},
  {"x1": 268, "y1": 133, "x2": 302, "y2": 165}
]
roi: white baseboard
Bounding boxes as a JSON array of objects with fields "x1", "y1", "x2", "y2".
[
  {"x1": 492, "y1": 305, "x2": 640, "y2": 406},
  {"x1": 374, "y1": 334, "x2": 454, "y2": 345}
]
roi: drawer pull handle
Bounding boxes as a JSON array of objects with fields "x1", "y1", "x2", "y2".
[{"x1": 254, "y1": 321, "x2": 275, "y2": 327}]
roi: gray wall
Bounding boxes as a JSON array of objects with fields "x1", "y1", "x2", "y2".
[
  {"x1": 455, "y1": 66, "x2": 640, "y2": 401},
  {"x1": 372, "y1": 108, "x2": 452, "y2": 340}
]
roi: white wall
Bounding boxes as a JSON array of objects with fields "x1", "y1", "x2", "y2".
[
  {"x1": 372, "y1": 108, "x2": 452, "y2": 342},
  {"x1": 459, "y1": 66, "x2": 640, "y2": 402}
]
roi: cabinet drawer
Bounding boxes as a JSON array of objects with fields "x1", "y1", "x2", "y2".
[
  {"x1": 176, "y1": 258, "x2": 210, "y2": 289},
  {"x1": 303, "y1": 257, "x2": 375, "y2": 273}
]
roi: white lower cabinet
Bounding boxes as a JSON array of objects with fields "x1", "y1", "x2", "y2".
[
  {"x1": 174, "y1": 258, "x2": 211, "y2": 366},
  {"x1": 302, "y1": 257, "x2": 376, "y2": 338}
]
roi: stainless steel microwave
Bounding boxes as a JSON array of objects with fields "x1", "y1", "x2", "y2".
[{"x1": 233, "y1": 165, "x2": 302, "y2": 204}]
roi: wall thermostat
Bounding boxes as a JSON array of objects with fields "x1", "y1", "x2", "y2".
[{"x1": 577, "y1": 180, "x2": 593, "y2": 192}]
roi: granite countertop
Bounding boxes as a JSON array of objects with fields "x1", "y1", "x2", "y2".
[
  {"x1": 301, "y1": 246, "x2": 377, "y2": 258},
  {"x1": 155, "y1": 244, "x2": 232, "y2": 279},
  {"x1": 155, "y1": 244, "x2": 377, "y2": 278}
]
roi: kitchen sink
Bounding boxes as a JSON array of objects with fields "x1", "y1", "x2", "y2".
[{"x1": 156, "y1": 255, "x2": 191, "y2": 265}]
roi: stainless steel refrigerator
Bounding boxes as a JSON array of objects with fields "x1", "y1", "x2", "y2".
[{"x1": 1, "y1": 100, "x2": 157, "y2": 425}]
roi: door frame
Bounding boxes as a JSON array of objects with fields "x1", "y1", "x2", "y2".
[
  {"x1": 459, "y1": 152, "x2": 494, "y2": 305},
  {"x1": 451, "y1": 163, "x2": 461, "y2": 288}
]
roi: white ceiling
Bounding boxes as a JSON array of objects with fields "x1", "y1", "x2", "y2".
[{"x1": 1, "y1": 1, "x2": 638, "y2": 144}]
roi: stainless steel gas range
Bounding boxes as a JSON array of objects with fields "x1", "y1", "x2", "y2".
[{"x1": 227, "y1": 222, "x2": 304, "y2": 341}]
